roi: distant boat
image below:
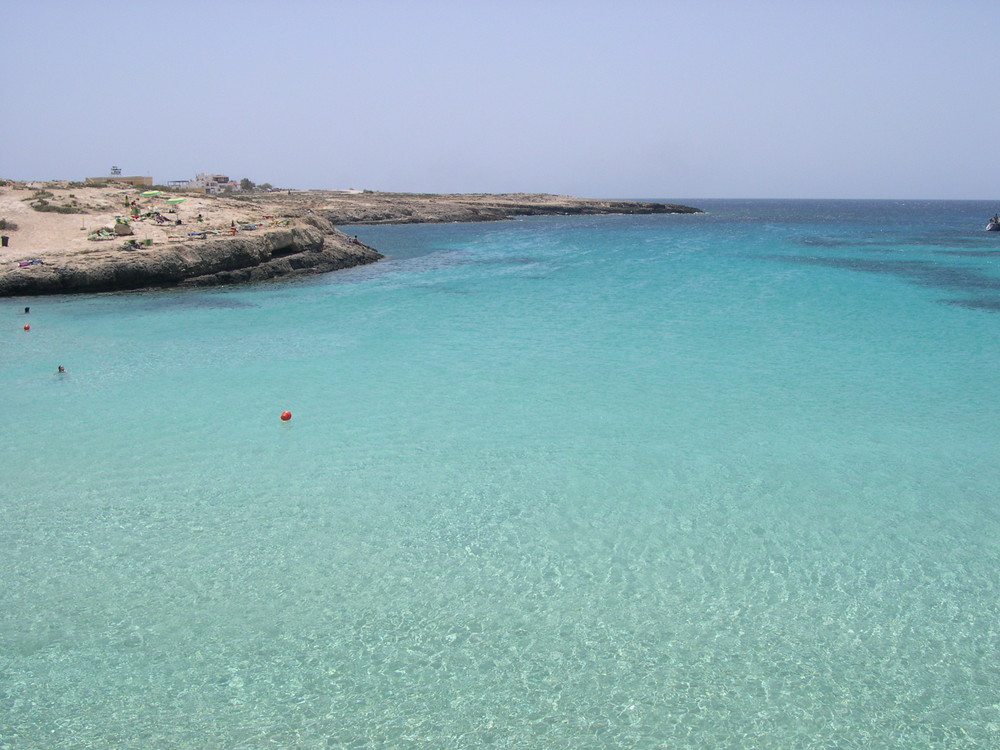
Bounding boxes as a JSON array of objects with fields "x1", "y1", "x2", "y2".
[{"x1": 988, "y1": 214, "x2": 1000, "y2": 231}]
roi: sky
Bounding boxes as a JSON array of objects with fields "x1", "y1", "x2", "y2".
[{"x1": 3, "y1": 0, "x2": 999, "y2": 199}]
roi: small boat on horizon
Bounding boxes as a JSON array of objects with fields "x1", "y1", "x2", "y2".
[{"x1": 988, "y1": 214, "x2": 1000, "y2": 231}]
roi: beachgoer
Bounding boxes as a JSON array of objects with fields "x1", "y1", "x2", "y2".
[
  {"x1": 55, "y1": 366, "x2": 66, "y2": 374},
  {"x1": 24, "y1": 307, "x2": 29, "y2": 314}
]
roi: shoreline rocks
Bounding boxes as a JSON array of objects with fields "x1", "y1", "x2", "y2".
[{"x1": 0, "y1": 225, "x2": 382, "y2": 296}]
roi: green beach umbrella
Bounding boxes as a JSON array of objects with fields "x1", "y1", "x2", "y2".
[
  {"x1": 164, "y1": 197, "x2": 187, "y2": 204},
  {"x1": 141, "y1": 190, "x2": 162, "y2": 197}
]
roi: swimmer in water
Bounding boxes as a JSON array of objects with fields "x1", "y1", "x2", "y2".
[{"x1": 55, "y1": 365, "x2": 66, "y2": 374}]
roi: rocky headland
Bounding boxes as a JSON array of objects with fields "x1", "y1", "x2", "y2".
[
  {"x1": 0, "y1": 181, "x2": 701, "y2": 296},
  {"x1": 303, "y1": 190, "x2": 703, "y2": 225}
]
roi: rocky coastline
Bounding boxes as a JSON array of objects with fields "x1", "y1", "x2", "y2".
[
  {"x1": 0, "y1": 183, "x2": 702, "y2": 296},
  {"x1": 0, "y1": 222, "x2": 381, "y2": 297},
  {"x1": 305, "y1": 191, "x2": 703, "y2": 225}
]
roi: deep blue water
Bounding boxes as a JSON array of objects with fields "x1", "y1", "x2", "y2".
[{"x1": 2, "y1": 200, "x2": 1000, "y2": 748}]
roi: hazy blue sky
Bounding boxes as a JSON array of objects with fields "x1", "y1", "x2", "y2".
[{"x1": 4, "y1": 0, "x2": 998, "y2": 199}]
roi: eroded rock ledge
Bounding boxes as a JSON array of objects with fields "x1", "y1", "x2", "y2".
[{"x1": 0, "y1": 222, "x2": 381, "y2": 297}]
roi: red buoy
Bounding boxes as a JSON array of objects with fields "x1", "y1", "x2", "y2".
[
  {"x1": 23, "y1": 324, "x2": 29, "y2": 331},
  {"x1": 280, "y1": 410, "x2": 292, "y2": 421}
]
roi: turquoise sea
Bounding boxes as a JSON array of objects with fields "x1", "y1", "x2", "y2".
[{"x1": 3, "y1": 200, "x2": 1000, "y2": 748}]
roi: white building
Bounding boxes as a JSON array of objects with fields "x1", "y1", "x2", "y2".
[{"x1": 190, "y1": 173, "x2": 231, "y2": 194}]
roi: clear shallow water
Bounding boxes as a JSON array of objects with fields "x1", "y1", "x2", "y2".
[{"x1": 3, "y1": 200, "x2": 1000, "y2": 748}]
